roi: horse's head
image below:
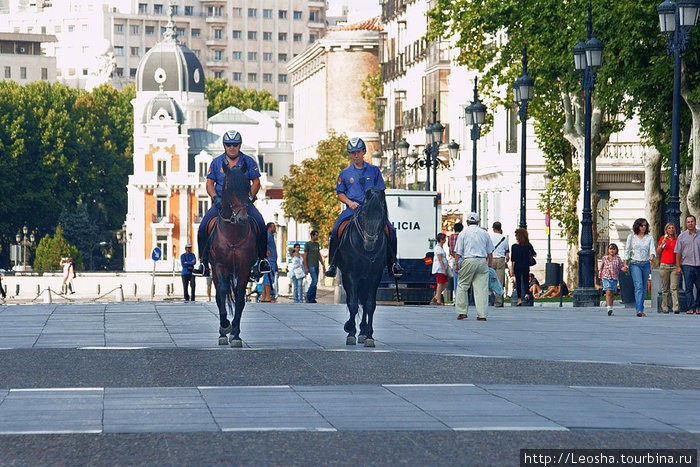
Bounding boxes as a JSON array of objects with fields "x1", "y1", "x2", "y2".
[
  {"x1": 221, "y1": 163, "x2": 250, "y2": 225},
  {"x1": 354, "y1": 186, "x2": 387, "y2": 251},
  {"x1": 361, "y1": 187, "x2": 388, "y2": 222}
]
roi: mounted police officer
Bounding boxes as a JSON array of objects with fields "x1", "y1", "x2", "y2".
[
  {"x1": 193, "y1": 130, "x2": 272, "y2": 277},
  {"x1": 325, "y1": 137, "x2": 403, "y2": 279}
]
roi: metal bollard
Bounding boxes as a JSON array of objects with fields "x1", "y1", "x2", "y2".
[
  {"x1": 16, "y1": 284, "x2": 20, "y2": 296},
  {"x1": 133, "y1": 284, "x2": 137, "y2": 296},
  {"x1": 97, "y1": 284, "x2": 101, "y2": 295},
  {"x1": 37, "y1": 284, "x2": 40, "y2": 295},
  {"x1": 43, "y1": 289, "x2": 52, "y2": 303},
  {"x1": 115, "y1": 285, "x2": 124, "y2": 302}
]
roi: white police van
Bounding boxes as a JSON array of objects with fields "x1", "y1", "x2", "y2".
[{"x1": 377, "y1": 189, "x2": 442, "y2": 303}]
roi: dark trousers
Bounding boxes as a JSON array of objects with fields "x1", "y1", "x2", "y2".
[
  {"x1": 306, "y1": 266, "x2": 319, "y2": 302},
  {"x1": 182, "y1": 274, "x2": 196, "y2": 301},
  {"x1": 514, "y1": 270, "x2": 529, "y2": 300},
  {"x1": 681, "y1": 265, "x2": 700, "y2": 311},
  {"x1": 0, "y1": 282, "x2": 5, "y2": 298}
]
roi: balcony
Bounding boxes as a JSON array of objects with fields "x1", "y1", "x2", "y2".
[
  {"x1": 206, "y1": 57, "x2": 228, "y2": 67},
  {"x1": 205, "y1": 14, "x2": 227, "y2": 23},
  {"x1": 199, "y1": 0, "x2": 225, "y2": 4},
  {"x1": 205, "y1": 37, "x2": 227, "y2": 46},
  {"x1": 152, "y1": 213, "x2": 175, "y2": 224},
  {"x1": 598, "y1": 142, "x2": 646, "y2": 165}
]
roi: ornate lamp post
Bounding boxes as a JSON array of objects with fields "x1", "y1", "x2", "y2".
[
  {"x1": 15, "y1": 226, "x2": 35, "y2": 271},
  {"x1": 572, "y1": 2, "x2": 605, "y2": 307},
  {"x1": 425, "y1": 99, "x2": 445, "y2": 192},
  {"x1": 512, "y1": 45, "x2": 534, "y2": 229},
  {"x1": 464, "y1": 78, "x2": 487, "y2": 212},
  {"x1": 658, "y1": 0, "x2": 700, "y2": 233}
]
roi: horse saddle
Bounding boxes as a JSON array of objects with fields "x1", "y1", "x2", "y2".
[
  {"x1": 337, "y1": 215, "x2": 391, "y2": 242},
  {"x1": 206, "y1": 215, "x2": 261, "y2": 238}
]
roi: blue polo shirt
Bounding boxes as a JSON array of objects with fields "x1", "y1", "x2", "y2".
[
  {"x1": 207, "y1": 152, "x2": 260, "y2": 197},
  {"x1": 336, "y1": 162, "x2": 385, "y2": 204}
]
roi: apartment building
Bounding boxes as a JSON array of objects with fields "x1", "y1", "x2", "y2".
[
  {"x1": 1, "y1": 0, "x2": 327, "y2": 100},
  {"x1": 0, "y1": 32, "x2": 57, "y2": 84}
]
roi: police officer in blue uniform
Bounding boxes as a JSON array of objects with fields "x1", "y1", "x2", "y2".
[
  {"x1": 325, "y1": 137, "x2": 403, "y2": 278},
  {"x1": 193, "y1": 130, "x2": 272, "y2": 277}
]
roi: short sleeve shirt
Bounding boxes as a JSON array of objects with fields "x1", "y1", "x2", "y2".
[
  {"x1": 455, "y1": 225, "x2": 495, "y2": 259},
  {"x1": 305, "y1": 241, "x2": 320, "y2": 268},
  {"x1": 674, "y1": 229, "x2": 700, "y2": 266},
  {"x1": 207, "y1": 152, "x2": 260, "y2": 197},
  {"x1": 336, "y1": 162, "x2": 385, "y2": 205},
  {"x1": 267, "y1": 231, "x2": 277, "y2": 262}
]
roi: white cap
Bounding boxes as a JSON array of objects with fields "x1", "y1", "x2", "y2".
[
  {"x1": 466, "y1": 212, "x2": 480, "y2": 223},
  {"x1": 185, "y1": 243, "x2": 192, "y2": 248}
]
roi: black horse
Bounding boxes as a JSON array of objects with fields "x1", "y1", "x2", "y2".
[
  {"x1": 204, "y1": 164, "x2": 258, "y2": 347},
  {"x1": 335, "y1": 186, "x2": 389, "y2": 347}
]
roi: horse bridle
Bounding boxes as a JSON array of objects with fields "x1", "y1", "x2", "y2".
[{"x1": 220, "y1": 199, "x2": 248, "y2": 225}]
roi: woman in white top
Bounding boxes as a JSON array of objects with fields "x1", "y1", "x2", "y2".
[
  {"x1": 431, "y1": 233, "x2": 449, "y2": 305},
  {"x1": 624, "y1": 218, "x2": 655, "y2": 317},
  {"x1": 290, "y1": 244, "x2": 305, "y2": 303}
]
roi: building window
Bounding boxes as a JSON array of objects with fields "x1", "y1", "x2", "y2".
[
  {"x1": 310, "y1": 10, "x2": 321, "y2": 22},
  {"x1": 114, "y1": 24, "x2": 124, "y2": 34},
  {"x1": 83, "y1": 68, "x2": 88, "y2": 76},
  {"x1": 68, "y1": 25, "x2": 74, "y2": 32},
  {"x1": 41, "y1": 68, "x2": 48, "y2": 80},
  {"x1": 157, "y1": 160, "x2": 167, "y2": 179},
  {"x1": 278, "y1": 74, "x2": 287, "y2": 83},
  {"x1": 232, "y1": 51, "x2": 241, "y2": 60},
  {"x1": 68, "y1": 68, "x2": 76, "y2": 76},
  {"x1": 293, "y1": 33, "x2": 302, "y2": 42},
  {"x1": 146, "y1": 25, "x2": 155, "y2": 35},
  {"x1": 278, "y1": 32, "x2": 287, "y2": 41},
  {"x1": 114, "y1": 67, "x2": 123, "y2": 77},
  {"x1": 232, "y1": 30, "x2": 241, "y2": 39},
  {"x1": 191, "y1": 28, "x2": 200, "y2": 37},
  {"x1": 248, "y1": 51, "x2": 257, "y2": 61},
  {"x1": 263, "y1": 31, "x2": 272, "y2": 41},
  {"x1": 248, "y1": 8, "x2": 257, "y2": 17},
  {"x1": 293, "y1": 10, "x2": 302, "y2": 20},
  {"x1": 18, "y1": 67, "x2": 25, "y2": 79},
  {"x1": 192, "y1": 49, "x2": 199, "y2": 57},
  {"x1": 197, "y1": 197, "x2": 209, "y2": 220},
  {"x1": 198, "y1": 163, "x2": 208, "y2": 180},
  {"x1": 214, "y1": 71, "x2": 223, "y2": 78},
  {"x1": 248, "y1": 73, "x2": 257, "y2": 82},
  {"x1": 278, "y1": 53, "x2": 287, "y2": 62},
  {"x1": 129, "y1": 68, "x2": 136, "y2": 77},
  {"x1": 138, "y1": 3, "x2": 147, "y2": 13},
  {"x1": 263, "y1": 9, "x2": 272, "y2": 18},
  {"x1": 278, "y1": 10, "x2": 287, "y2": 19},
  {"x1": 214, "y1": 28, "x2": 223, "y2": 39},
  {"x1": 156, "y1": 235, "x2": 168, "y2": 260},
  {"x1": 54, "y1": 25, "x2": 61, "y2": 33},
  {"x1": 248, "y1": 31, "x2": 257, "y2": 40},
  {"x1": 41, "y1": 26, "x2": 47, "y2": 33},
  {"x1": 185, "y1": 6, "x2": 193, "y2": 16},
  {"x1": 130, "y1": 24, "x2": 139, "y2": 34},
  {"x1": 114, "y1": 46, "x2": 124, "y2": 56},
  {"x1": 278, "y1": 94, "x2": 287, "y2": 102},
  {"x1": 310, "y1": 34, "x2": 317, "y2": 43},
  {"x1": 263, "y1": 162, "x2": 273, "y2": 177},
  {"x1": 214, "y1": 50, "x2": 223, "y2": 60},
  {"x1": 263, "y1": 52, "x2": 272, "y2": 62},
  {"x1": 171, "y1": 5, "x2": 178, "y2": 15},
  {"x1": 153, "y1": 4, "x2": 163, "y2": 14},
  {"x1": 130, "y1": 47, "x2": 139, "y2": 56},
  {"x1": 263, "y1": 73, "x2": 272, "y2": 82},
  {"x1": 233, "y1": 72, "x2": 242, "y2": 81},
  {"x1": 232, "y1": 7, "x2": 242, "y2": 17},
  {"x1": 207, "y1": 6, "x2": 222, "y2": 17}
]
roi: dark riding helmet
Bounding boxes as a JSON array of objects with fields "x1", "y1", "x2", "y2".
[
  {"x1": 223, "y1": 130, "x2": 242, "y2": 146},
  {"x1": 347, "y1": 137, "x2": 366, "y2": 153}
]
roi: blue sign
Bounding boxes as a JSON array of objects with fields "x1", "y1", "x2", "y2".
[{"x1": 151, "y1": 247, "x2": 162, "y2": 261}]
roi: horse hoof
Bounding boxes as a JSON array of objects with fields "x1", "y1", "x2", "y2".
[
  {"x1": 219, "y1": 325, "x2": 232, "y2": 335},
  {"x1": 229, "y1": 338, "x2": 243, "y2": 348},
  {"x1": 218, "y1": 336, "x2": 228, "y2": 345},
  {"x1": 357, "y1": 335, "x2": 366, "y2": 344},
  {"x1": 343, "y1": 321, "x2": 353, "y2": 333},
  {"x1": 346, "y1": 336, "x2": 356, "y2": 345},
  {"x1": 363, "y1": 338, "x2": 375, "y2": 348}
]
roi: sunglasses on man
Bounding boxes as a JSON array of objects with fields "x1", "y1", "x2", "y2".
[{"x1": 224, "y1": 142, "x2": 241, "y2": 148}]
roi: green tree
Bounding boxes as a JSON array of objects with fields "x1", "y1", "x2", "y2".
[
  {"x1": 360, "y1": 71, "x2": 383, "y2": 128},
  {"x1": 281, "y1": 132, "x2": 350, "y2": 242},
  {"x1": 205, "y1": 78, "x2": 279, "y2": 115},
  {"x1": 59, "y1": 202, "x2": 100, "y2": 270},
  {"x1": 33, "y1": 225, "x2": 82, "y2": 271}
]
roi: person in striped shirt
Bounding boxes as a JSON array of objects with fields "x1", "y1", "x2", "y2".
[{"x1": 599, "y1": 243, "x2": 628, "y2": 316}]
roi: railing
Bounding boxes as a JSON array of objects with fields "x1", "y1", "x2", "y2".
[
  {"x1": 598, "y1": 142, "x2": 647, "y2": 163},
  {"x1": 152, "y1": 213, "x2": 175, "y2": 224},
  {"x1": 381, "y1": 0, "x2": 417, "y2": 22},
  {"x1": 156, "y1": 175, "x2": 166, "y2": 182},
  {"x1": 380, "y1": 39, "x2": 427, "y2": 83}
]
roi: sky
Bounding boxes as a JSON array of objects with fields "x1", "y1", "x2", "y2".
[{"x1": 327, "y1": 0, "x2": 381, "y2": 16}]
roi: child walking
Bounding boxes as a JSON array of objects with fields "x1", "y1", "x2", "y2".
[{"x1": 599, "y1": 244, "x2": 628, "y2": 316}]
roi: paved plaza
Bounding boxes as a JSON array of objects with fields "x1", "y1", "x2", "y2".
[{"x1": 0, "y1": 301, "x2": 698, "y2": 465}]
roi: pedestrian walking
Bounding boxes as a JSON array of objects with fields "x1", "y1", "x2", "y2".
[
  {"x1": 489, "y1": 222, "x2": 509, "y2": 307},
  {"x1": 180, "y1": 244, "x2": 196, "y2": 301},
  {"x1": 510, "y1": 228, "x2": 536, "y2": 306},
  {"x1": 0, "y1": 269, "x2": 6, "y2": 302},
  {"x1": 431, "y1": 233, "x2": 449, "y2": 305},
  {"x1": 624, "y1": 218, "x2": 655, "y2": 317},
  {"x1": 454, "y1": 212, "x2": 494, "y2": 321},
  {"x1": 290, "y1": 244, "x2": 305, "y2": 303},
  {"x1": 599, "y1": 243, "x2": 628, "y2": 316},
  {"x1": 448, "y1": 222, "x2": 463, "y2": 304},
  {"x1": 261, "y1": 223, "x2": 277, "y2": 303},
  {"x1": 303, "y1": 230, "x2": 325, "y2": 303},
  {"x1": 675, "y1": 214, "x2": 700, "y2": 314},
  {"x1": 657, "y1": 222, "x2": 680, "y2": 313},
  {"x1": 62, "y1": 257, "x2": 75, "y2": 295}
]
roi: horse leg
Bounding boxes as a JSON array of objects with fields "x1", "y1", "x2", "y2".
[
  {"x1": 343, "y1": 286, "x2": 359, "y2": 346},
  {"x1": 215, "y1": 277, "x2": 230, "y2": 345},
  {"x1": 358, "y1": 286, "x2": 369, "y2": 344},
  {"x1": 363, "y1": 290, "x2": 377, "y2": 348},
  {"x1": 229, "y1": 282, "x2": 246, "y2": 348}
]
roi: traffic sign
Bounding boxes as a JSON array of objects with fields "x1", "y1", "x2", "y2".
[{"x1": 151, "y1": 247, "x2": 162, "y2": 261}]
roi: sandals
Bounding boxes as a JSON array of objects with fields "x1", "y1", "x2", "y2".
[{"x1": 636, "y1": 312, "x2": 646, "y2": 317}]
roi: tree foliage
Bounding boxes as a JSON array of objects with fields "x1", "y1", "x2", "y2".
[
  {"x1": 360, "y1": 71, "x2": 383, "y2": 128},
  {"x1": 59, "y1": 202, "x2": 100, "y2": 271},
  {"x1": 33, "y1": 225, "x2": 82, "y2": 271},
  {"x1": 205, "y1": 78, "x2": 279, "y2": 115},
  {"x1": 281, "y1": 132, "x2": 350, "y2": 242},
  {"x1": 0, "y1": 81, "x2": 133, "y2": 269}
]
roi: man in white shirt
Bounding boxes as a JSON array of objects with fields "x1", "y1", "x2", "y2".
[
  {"x1": 454, "y1": 212, "x2": 494, "y2": 321},
  {"x1": 489, "y1": 221, "x2": 509, "y2": 307}
]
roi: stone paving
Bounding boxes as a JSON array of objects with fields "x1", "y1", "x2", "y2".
[{"x1": 0, "y1": 302, "x2": 698, "y2": 435}]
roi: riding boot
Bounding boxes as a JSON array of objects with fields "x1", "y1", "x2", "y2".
[
  {"x1": 252, "y1": 225, "x2": 272, "y2": 276},
  {"x1": 193, "y1": 231, "x2": 210, "y2": 277},
  {"x1": 386, "y1": 232, "x2": 403, "y2": 278},
  {"x1": 325, "y1": 234, "x2": 339, "y2": 278}
]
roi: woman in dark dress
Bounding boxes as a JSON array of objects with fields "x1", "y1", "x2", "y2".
[{"x1": 510, "y1": 228, "x2": 536, "y2": 306}]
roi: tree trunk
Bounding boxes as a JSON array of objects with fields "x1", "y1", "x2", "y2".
[
  {"x1": 680, "y1": 167, "x2": 691, "y2": 222},
  {"x1": 681, "y1": 63, "x2": 700, "y2": 220},
  {"x1": 644, "y1": 146, "x2": 664, "y2": 269}
]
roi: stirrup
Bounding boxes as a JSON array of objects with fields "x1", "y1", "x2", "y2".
[
  {"x1": 258, "y1": 258, "x2": 272, "y2": 274},
  {"x1": 325, "y1": 264, "x2": 337, "y2": 278},
  {"x1": 389, "y1": 263, "x2": 403, "y2": 279},
  {"x1": 193, "y1": 263, "x2": 210, "y2": 277}
]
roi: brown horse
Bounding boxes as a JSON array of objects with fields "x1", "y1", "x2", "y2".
[{"x1": 205, "y1": 163, "x2": 257, "y2": 347}]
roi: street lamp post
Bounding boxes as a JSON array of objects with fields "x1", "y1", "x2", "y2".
[
  {"x1": 572, "y1": 2, "x2": 605, "y2": 307},
  {"x1": 427, "y1": 99, "x2": 445, "y2": 192},
  {"x1": 544, "y1": 174, "x2": 553, "y2": 264},
  {"x1": 512, "y1": 45, "x2": 534, "y2": 229},
  {"x1": 464, "y1": 78, "x2": 487, "y2": 212},
  {"x1": 657, "y1": 0, "x2": 700, "y2": 233},
  {"x1": 15, "y1": 226, "x2": 35, "y2": 271}
]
